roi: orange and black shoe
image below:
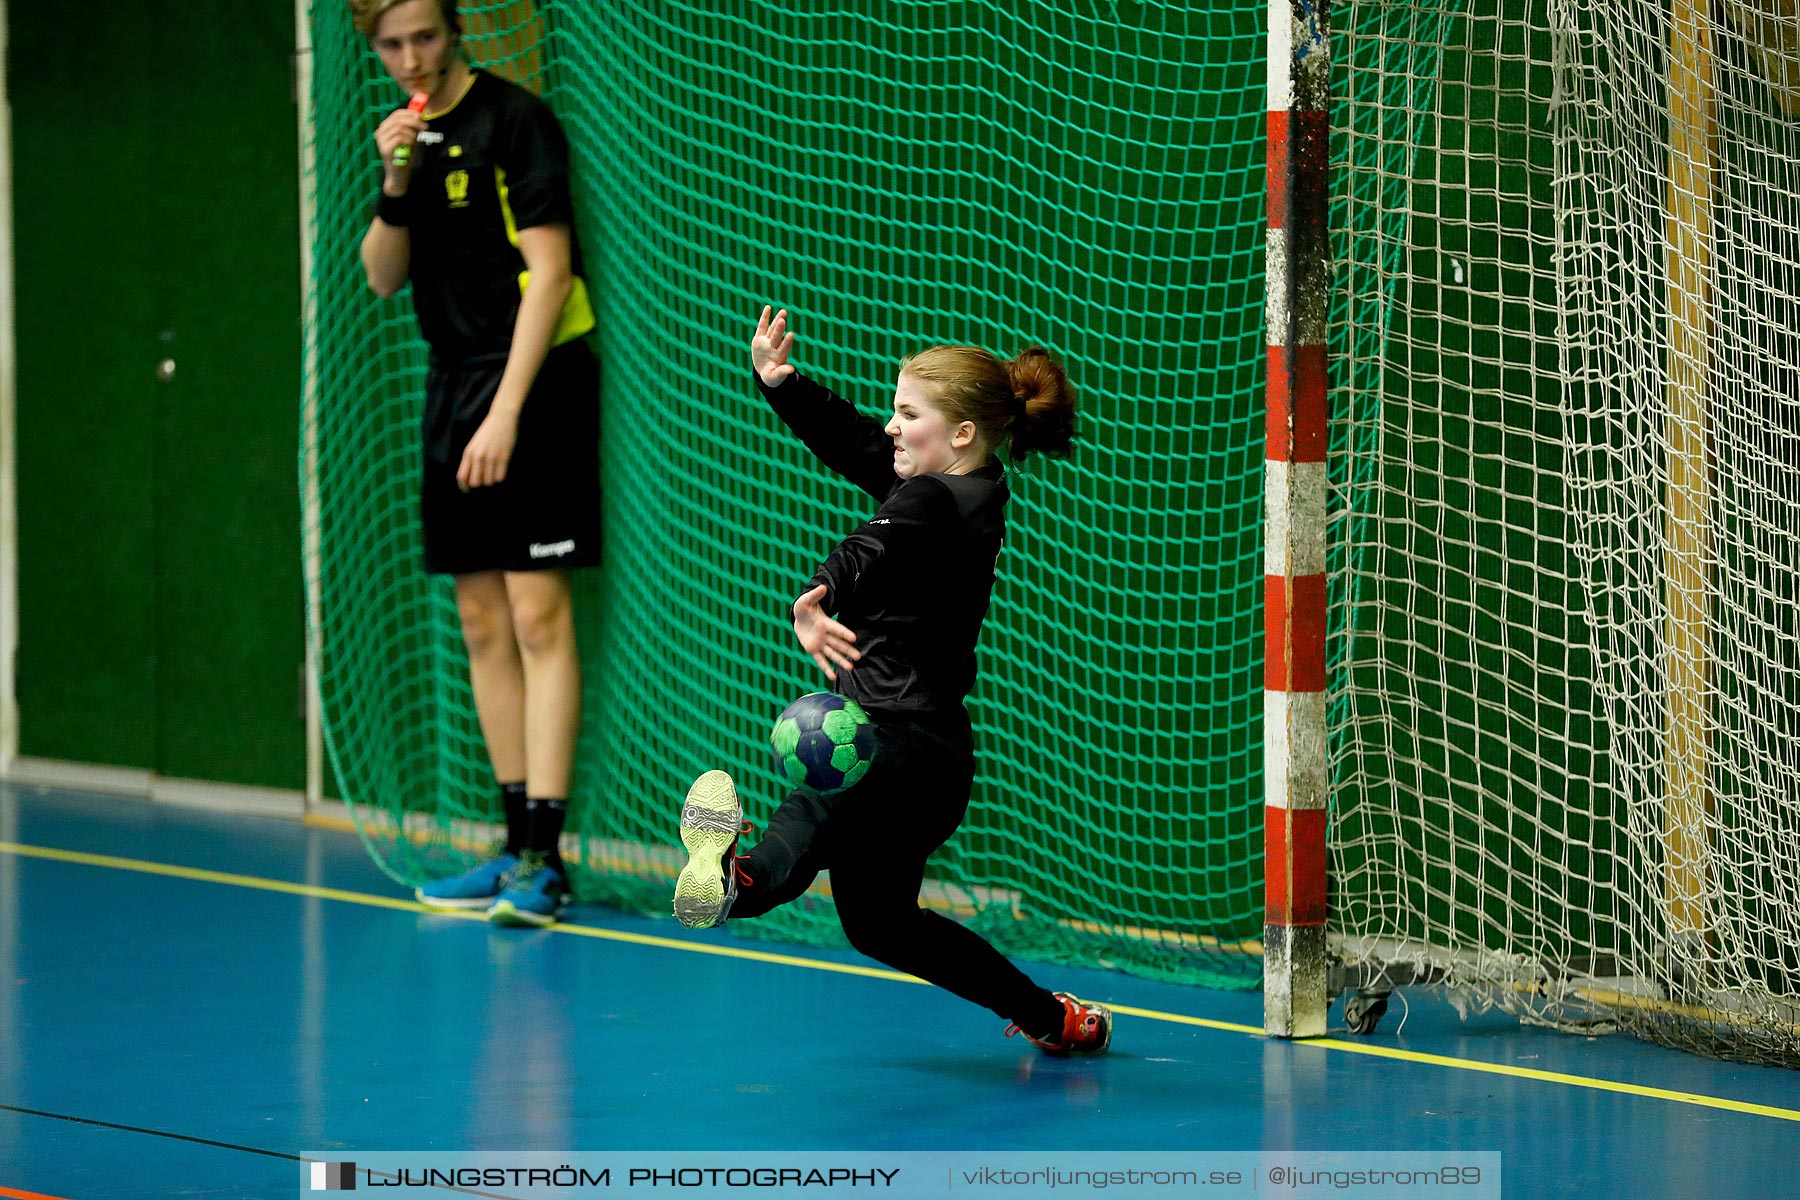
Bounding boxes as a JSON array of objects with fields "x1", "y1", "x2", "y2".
[
  {"x1": 674, "y1": 770, "x2": 752, "y2": 929},
  {"x1": 1007, "y1": 992, "x2": 1114, "y2": 1057}
]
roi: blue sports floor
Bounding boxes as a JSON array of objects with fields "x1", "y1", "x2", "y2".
[{"x1": 1, "y1": 782, "x2": 1797, "y2": 1199}]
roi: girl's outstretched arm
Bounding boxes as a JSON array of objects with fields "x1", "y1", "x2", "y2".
[{"x1": 751, "y1": 306, "x2": 898, "y2": 501}]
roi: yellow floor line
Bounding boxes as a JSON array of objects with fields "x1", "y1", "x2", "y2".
[
  {"x1": 0, "y1": 842, "x2": 919, "y2": 982},
  {"x1": 5, "y1": 839, "x2": 1798, "y2": 1124},
  {"x1": 1296, "y1": 1038, "x2": 1800, "y2": 1122}
]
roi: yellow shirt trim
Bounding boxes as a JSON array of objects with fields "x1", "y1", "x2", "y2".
[
  {"x1": 495, "y1": 165, "x2": 597, "y2": 346},
  {"x1": 422, "y1": 70, "x2": 479, "y2": 120}
]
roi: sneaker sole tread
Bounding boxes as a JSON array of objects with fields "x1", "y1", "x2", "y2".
[{"x1": 674, "y1": 771, "x2": 740, "y2": 929}]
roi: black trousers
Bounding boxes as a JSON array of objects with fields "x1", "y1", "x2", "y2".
[{"x1": 733, "y1": 717, "x2": 1065, "y2": 1037}]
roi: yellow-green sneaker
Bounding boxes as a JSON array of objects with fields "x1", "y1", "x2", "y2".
[{"x1": 674, "y1": 770, "x2": 744, "y2": 929}]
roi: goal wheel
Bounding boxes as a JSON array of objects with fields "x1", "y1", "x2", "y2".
[{"x1": 1342, "y1": 992, "x2": 1390, "y2": 1035}]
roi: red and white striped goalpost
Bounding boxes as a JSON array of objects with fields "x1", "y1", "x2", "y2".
[{"x1": 1264, "y1": 0, "x2": 1331, "y2": 1038}]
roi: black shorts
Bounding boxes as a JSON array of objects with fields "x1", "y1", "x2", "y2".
[{"x1": 420, "y1": 341, "x2": 601, "y2": 576}]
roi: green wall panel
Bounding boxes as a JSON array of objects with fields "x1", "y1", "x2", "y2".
[{"x1": 14, "y1": 1, "x2": 305, "y2": 787}]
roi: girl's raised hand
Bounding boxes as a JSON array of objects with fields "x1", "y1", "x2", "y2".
[{"x1": 752, "y1": 305, "x2": 797, "y2": 387}]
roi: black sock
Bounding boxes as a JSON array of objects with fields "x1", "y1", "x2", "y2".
[
  {"x1": 525, "y1": 797, "x2": 568, "y2": 875},
  {"x1": 1021, "y1": 992, "x2": 1067, "y2": 1043},
  {"x1": 500, "y1": 782, "x2": 528, "y2": 855}
]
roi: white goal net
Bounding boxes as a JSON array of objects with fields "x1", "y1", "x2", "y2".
[{"x1": 1328, "y1": 0, "x2": 1800, "y2": 1065}]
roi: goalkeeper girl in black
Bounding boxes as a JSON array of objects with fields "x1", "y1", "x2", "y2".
[{"x1": 673, "y1": 306, "x2": 1111, "y2": 1056}]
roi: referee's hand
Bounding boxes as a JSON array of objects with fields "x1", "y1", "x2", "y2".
[
  {"x1": 457, "y1": 412, "x2": 517, "y2": 492},
  {"x1": 793, "y1": 584, "x2": 859, "y2": 681},
  {"x1": 753, "y1": 305, "x2": 796, "y2": 388},
  {"x1": 375, "y1": 106, "x2": 426, "y2": 193}
]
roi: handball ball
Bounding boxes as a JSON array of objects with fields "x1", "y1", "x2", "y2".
[{"x1": 771, "y1": 692, "x2": 877, "y2": 795}]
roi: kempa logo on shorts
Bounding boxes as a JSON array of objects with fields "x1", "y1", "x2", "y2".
[{"x1": 530, "y1": 540, "x2": 576, "y2": 559}]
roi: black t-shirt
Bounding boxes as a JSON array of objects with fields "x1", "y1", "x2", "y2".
[
  {"x1": 393, "y1": 69, "x2": 594, "y2": 365},
  {"x1": 760, "y1": 371, "x2": 1009, "y2": 728}
]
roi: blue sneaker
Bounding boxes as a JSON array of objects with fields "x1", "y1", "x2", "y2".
[
  {"x1": 488, "y1": 851, "x2": 569, "y2": 927},
  {"x1": 415, "y1": 851, "x2": 519, "y2": 911},
  {"x1": 674, "y1": 770, "x2": 744, "y2": 929}
]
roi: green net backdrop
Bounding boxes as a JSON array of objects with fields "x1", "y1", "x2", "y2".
[{"x1": 303, "y1": 2, "x2": 1265, "y2": 987}]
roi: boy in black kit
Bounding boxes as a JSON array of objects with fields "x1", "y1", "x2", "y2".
[{"x1": 354, "y1": 0, "x2": 597, "y2": 926}]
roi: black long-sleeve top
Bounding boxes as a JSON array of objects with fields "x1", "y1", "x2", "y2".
[{"x1": 760, "y1": 371, "x2": 1009, "y2": 730}]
